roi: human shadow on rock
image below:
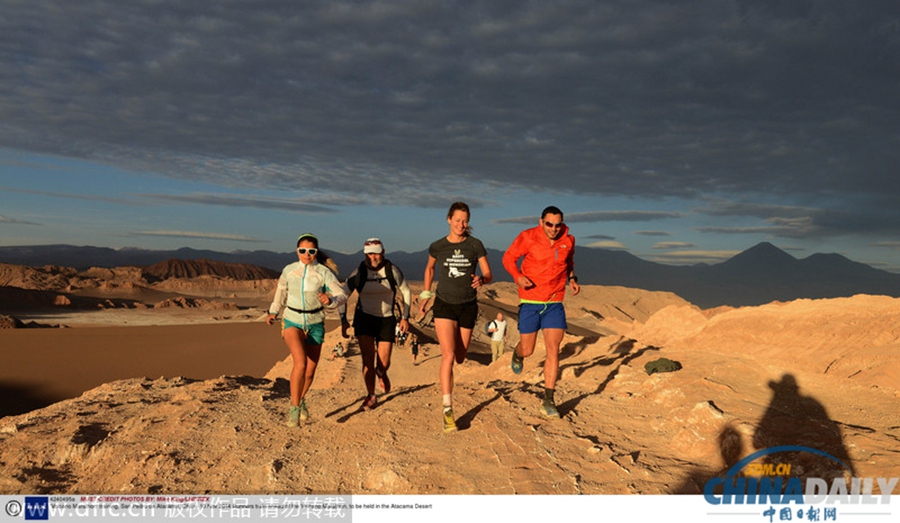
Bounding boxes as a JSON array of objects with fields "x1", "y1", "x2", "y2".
[
  {"x1": 671, "y1": 373, "x2": 855, "y2": 494},
  {"x1": 752, "y1": 373, "x2": 855, "y2": 480}
]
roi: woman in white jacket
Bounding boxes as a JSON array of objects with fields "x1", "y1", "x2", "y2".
[{"x1": 267, "y1": 233, "x2": 347, "y2": 427}]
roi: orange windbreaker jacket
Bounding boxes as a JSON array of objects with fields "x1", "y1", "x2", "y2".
[{"x1": 502, "y1": 224, "x2": 575, "y2": 303}]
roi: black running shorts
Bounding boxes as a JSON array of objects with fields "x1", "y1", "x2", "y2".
[
  {"x1": 353, "y1": 311, "x2": 397, "y2": 343},
  {"x1": 431, "y1": 297, "x2": 478, "y2": 330}
]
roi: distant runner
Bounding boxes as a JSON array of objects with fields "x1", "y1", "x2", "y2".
[
  {"x1": 487, "y1": 312, "x2": 508, "y2": 363},
  {"x1": 409, "y1": 333, "x2": 420, "y2": 365}
]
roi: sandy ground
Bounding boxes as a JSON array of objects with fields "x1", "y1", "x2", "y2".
[{"x1": 1, "y1": 283, "x2": 899, "y2": 501}]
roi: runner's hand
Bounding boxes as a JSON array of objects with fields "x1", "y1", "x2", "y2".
[
  {"x1": 516, "y1": 275, "x2": 535, "y2": 290},
  {"x1": 317, "y1": 292, "x2": 331, "y2": 306},
  {"x1": 418, "y1": 297, "x2": 430, "y2": 316}
]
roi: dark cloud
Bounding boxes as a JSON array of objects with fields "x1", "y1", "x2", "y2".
[
  {"x1": 583, "y1": 234, "x2": 617, "y2": 240},
  {"x1": 696, "y1": 199, "x2": 900, "y2": 238},
  {"x1": 1, "y1": 1, "x2": 898, "y2": 213}
]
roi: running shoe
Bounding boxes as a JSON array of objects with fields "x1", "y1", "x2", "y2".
[
  {"x1": 299, "y1": 399, "x2": 309, "y2": 421},
  {"x1": 442, "y1": 408, "x2": 458, "y2": 433},
  {"x1": 362, "y1": 394, "x2": 377, "y2": 411},
  {"x1": 286, "y1": 405, "x2": 301, "y2": 427},
  {"x1": 540, "y1": 399, "x2": 561, "y2": 419},
  {"x1": 376, "y1": 368, "x2": 391, "y2": 394},
  {"x1": 511, "y1": 352, "x2": 524, "y2": 374}
]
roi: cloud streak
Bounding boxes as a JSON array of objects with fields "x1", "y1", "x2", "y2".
[
  {"x1": 0, "y1": 214, "x2": 41, "y2": 226},
  {"x1": 126, "y1": 230, "x2": 264, "y2": 243},
  {"x1": 651, "y1": 250, "x2": 742, "y2": 264},
  {"x1": 496, "y1": 210, "x2": 682, "y2": 225},
  {"x1": 2, "y1": 187, "x2": 133, "y2": 205},
  {"x1": 585, "y1": 240, "x2": 629, "y2": 250},
  {"x1": 652, "y1": 242, "x2": 698, "y2": 250},
  {"x1": 141, "y1": 193, "x2": 341, "y2": 214}
]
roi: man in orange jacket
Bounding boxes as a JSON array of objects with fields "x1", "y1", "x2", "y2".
[{"x1": 502, "y1": 206, "x2": 580, "y2": 418}]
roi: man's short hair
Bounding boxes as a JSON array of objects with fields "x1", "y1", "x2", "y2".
[{"x1": 541, "y1": 206, "x2": 564, "y2": 220}]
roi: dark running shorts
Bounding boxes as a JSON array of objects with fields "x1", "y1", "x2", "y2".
[
  {"x1": 432, "y1": 297, "x2": 478, "y2": 330},
  {"x1": 353, "y1": 311, "x2": 397, "y2": 343}
]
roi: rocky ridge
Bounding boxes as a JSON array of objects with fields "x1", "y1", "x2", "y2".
[{"x1": 142, "y1": 259, "x2": 279, "y2": 282}]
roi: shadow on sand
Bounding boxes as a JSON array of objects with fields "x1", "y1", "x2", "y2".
[
  {"x1": 556, "y1": 338, "x2": 660, "y2": 416},
  {"x1": 0, "y1": 383, "x2": 70, "y2": 418},
  {"x1": 672, "y1": 372, "x2": 855, "y2": 494}
]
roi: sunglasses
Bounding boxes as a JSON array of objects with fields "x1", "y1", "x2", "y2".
[
  {"x1": 365, "y1": 240, "x2": 382, "y2": 246},
  {"x1": 543, "y1": 221, "x2": 563, "y2": 229},
  {"x1": 297, "y1": 247, "x2": 318, "y2": 255}
]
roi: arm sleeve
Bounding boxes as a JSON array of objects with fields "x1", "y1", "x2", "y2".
[
  {"x1": 567, "y1": 235, "x2": 576, "y2": 275},
  {"x1": 323, "y1": 269, "x2": 349, "y2": 309},
  {"x1": 338, "y1": 269, "x2": 360, "y2": 315},
  {"x1": 422, "y1": 254, "x2": 436, "y2": 293},
  {"x1": 268, "y1": 274, "x2": 288, "y2": 315},
  {"x1": 502, "y1": 232, "x2": 527, "y2": 280},
  {"x1": 394, "y1": 265, "x2": 412, "y2": 319}
]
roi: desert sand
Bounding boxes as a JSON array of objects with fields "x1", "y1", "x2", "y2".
[
  {"x1": 1, "y1": 266, "x2": 899, "y2": 497},
  {"x1": 0, "y1": 322, "x2": 288, "y2": 418}
]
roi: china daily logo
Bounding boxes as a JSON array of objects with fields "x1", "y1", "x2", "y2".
[
  {"x1": 704, "y1": 445, "x2": 898, "y2": 505},
  {"x1": 24, "y1": 497, "x2": 49, "y2": 520}
]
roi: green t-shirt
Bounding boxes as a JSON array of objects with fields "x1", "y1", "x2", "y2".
[{"x1": 428, "y1": 236, "x2": 487, "y2": 304}]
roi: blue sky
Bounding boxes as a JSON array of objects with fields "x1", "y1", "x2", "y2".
[{"x1": 1, "y1": 1, "x2": 899, "y2": 271}]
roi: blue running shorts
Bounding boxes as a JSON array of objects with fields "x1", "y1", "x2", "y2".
[{"x1": 518, "y1": 302, "x2": 567, "y2": 334}]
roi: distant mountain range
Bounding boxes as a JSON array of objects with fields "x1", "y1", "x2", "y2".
[{"x1": 3, "y1": 242, "x2": 900, "y2": 308}]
